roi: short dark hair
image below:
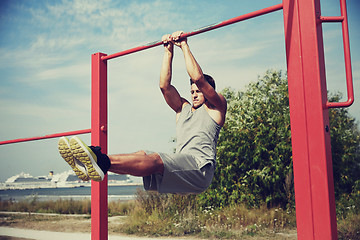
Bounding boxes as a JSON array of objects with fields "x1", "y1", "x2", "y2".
[{"x1": 190, "y1": 74, "x2": 216, "y2": 90}]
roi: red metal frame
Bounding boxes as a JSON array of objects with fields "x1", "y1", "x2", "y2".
[
  {"x1": 91, "y1": 52, "x2": 108, "y2": 240},
  {"x1": 90, "y1": 1, "x2": 354, "y2": 238},
  {"x1": 101, "y1": 3, "x2": 283, "y2": 61},
  {"x1": 282, "y1": 0, "x2": 352, "y2": 239},
  {"x1": 0, "y1": 1, "x2": 355, "y2": 239},
  {"x1": 282, "y1": 0, "x2": 353, "y2": 239},
  {"x1": 0, "y1": 129, "x2": 91, "y2": 146},
  {"x1": 322, "y1": 0, "x2": 354, "y2": 109}
]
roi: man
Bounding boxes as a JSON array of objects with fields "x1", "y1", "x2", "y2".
[{"x1": 58, "y1": 31, "x2": 227, "y2": 194}]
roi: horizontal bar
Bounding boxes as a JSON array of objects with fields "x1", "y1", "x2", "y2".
[
  {"x1": 102, "y1": 3, "x2": 283, "y2": 61},
  {"x1": 320, "y1": 16, "x2": 344, "y2": 22},
  {"x1": 0, "y1": 129, "x2": 91, "y2": 146}
]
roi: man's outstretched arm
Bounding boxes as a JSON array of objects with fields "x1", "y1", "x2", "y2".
[{"x1": 159, "y1": 33, "x2": 186, "y2": 113}]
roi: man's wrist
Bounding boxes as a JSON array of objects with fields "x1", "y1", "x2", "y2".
[
  {"x1": 180, "y1": 42, "x2": 189, "y2": 50},
  {"x1": 164, "y1": 48, "x2": 173, "y2": 56}
]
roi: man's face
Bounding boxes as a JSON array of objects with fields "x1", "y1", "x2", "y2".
[{"x1": 191, "y1": 84, "x2": 205, "y2": 109}]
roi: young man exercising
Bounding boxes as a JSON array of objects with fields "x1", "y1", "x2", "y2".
[{"x1": 58, "y1": 31, "x2": 227, "y2": 194}]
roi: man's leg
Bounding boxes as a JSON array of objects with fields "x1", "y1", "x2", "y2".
[{"x1": 109, "y1": 151, "x2": 164, "y2": 177}]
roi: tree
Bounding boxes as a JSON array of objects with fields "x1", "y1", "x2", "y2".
[
  {"x1": 199, "y1": 70, "x2": 360, "y2": 210},
  {"x1": 328, "y1": 93, "x2": 360, "y2": 205},
  {"x1": 199, "y1": 70, "x2": 292, "y2": 208}
]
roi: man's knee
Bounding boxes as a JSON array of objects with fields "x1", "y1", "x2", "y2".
[
  {"x1": 148, "y1": 153, "x2": 164, "y2": 173},
  {"x1": 136, "y1": 150, "x2": 163, "y2": 168}
]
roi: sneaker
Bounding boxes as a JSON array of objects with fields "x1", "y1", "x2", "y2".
[
  {"x1": 58, "y1": 137, "x2": 90, "y2": 181},
  {"x1": 69, "y1": 136, "x2": 111, "y2": 182}
]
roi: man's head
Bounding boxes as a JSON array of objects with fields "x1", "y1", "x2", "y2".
[{"x1": 190, "y1": 74, "x2": 215, "y2": 109}]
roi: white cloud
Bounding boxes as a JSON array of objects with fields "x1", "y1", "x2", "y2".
[
  {"x1": 35, "y1": 62, "x2": 89, "y2": 82},
  {"x1": 30, "y1": 35, "x2": 86, "y2": 52}
]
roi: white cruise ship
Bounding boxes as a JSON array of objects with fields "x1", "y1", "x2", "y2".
[{"x1": 1, "y1": 171, "x2": 141, "y2": 190}]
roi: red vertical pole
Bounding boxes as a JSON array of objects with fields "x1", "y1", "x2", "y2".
[
  {"x1": 283, "y1": 0, "x2": 337, "y2": 239},
  {"x1": 91, "y1": 52, "x2": 108, "y2": 240}
]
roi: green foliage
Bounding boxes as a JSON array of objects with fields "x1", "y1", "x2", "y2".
[
  {"x1": 328, "y1": 93, "x2": 360, "y2": 202},
  {"x1": 199, "y1": 69, "x2": 360, "y2": 212},
  {"x1": 329, "y1": 93, "x2": 360, "y2": 223},
  {"x1": 201, "y1": 70, "x2": 293, "y2": 209}
]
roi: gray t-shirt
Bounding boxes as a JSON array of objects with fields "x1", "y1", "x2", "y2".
[
  {"x1": 143, "y1": 103, "x2": 222, "y2": 193},
  {"x1": 175, "y1": 103, "x2": 221, "y2": 165}
]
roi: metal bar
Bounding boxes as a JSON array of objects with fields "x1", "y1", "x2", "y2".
[
  {"x1": 0, "y1": 129, "x2": 91, "y2": 146},
  {"x1": 91, "y1": 52, "x2": 108, "y2": 240},
  {"x1": 101, "y1": 3, "x2": 283, "y2": 61},
  {"x1": 320, "y1": 16, "x2": 344, "y2": 22},
  {"x1": 283, "y1": 0, "x2": 338, "y2": 239},
  {"x1": 326, "y1": 0, "x2": 354, "y2": 109}
]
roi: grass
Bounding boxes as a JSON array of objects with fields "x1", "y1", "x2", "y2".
[
  {"x1": 0, "y1": 197, "x2": 91, "y2": 215},
  {"x1": 0, "y1": 197, "x2": 132, "y2": 216},
  {"x1": 117, "y1": 190, "x2": 297, "y2": 239},
  {"x1": 337, "y1": 212, "x2": 360, "y2": 240},
  {"x1": 1, "y1": 190, "x2": 359, "y2": 239}
]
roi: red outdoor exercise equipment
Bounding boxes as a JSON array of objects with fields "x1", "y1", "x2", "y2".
[{"x1": 0, "y1": 0, "x2": 354, "y2": 239}]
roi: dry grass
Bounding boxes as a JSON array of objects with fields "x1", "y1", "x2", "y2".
[
  {"x1": 337, "y1": 212, "x2": 360, "y2": 240},
  {"x1": 117, "y1": 191, "x2": 297, "y2": 239},
  {"x1": 1, "y1": 191, "x2": 359, "y2": 239},
  {"x1": 0, "y1": 198, "x2": 91, "y2": 215}
]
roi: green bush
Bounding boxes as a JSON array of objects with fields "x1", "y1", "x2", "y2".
[
  {"x1": 199, "y1": 70, "x2": 360, "y2": 211},
  {"x1": 201, "y1": 70, "x2": 293, "y2": 209}
]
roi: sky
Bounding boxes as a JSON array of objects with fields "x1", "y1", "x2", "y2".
[{"x1": 0, "y1": 0, "x2": 359, "y2": 182}]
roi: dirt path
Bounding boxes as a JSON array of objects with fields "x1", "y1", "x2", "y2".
[
  {"x1": 0, "y1": 212, "x2": 127, "y2": 235},
  {"x1": 0, "y1": 212, "x2": 201, "y2": 240}
]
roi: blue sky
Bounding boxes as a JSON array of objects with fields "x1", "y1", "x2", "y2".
[{"x1": 0, "y1": 0, "x2": 359, "y2": 182}]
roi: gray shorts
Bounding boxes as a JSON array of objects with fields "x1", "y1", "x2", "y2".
[{"x1": 142, "y1": 151, "x2": 215, "y2": 194}]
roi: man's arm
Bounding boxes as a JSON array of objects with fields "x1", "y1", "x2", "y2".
[
  {"x1": 159, "y1": 34, "x2": 187, "y2": 113},
  {"x1": 172, "y1": 31, "x2": 226, "y2": 112}
]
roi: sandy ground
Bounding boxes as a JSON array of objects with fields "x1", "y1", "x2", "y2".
[
  {"x1": 0, "y1": 227, "x2": 195, "y2": 240},
  {"x1": 0, "y1": 227, "x2": 193, "y2": 240}
]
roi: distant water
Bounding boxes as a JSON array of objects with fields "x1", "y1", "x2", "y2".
[{"x1": 0, "y1": 185, "x2": 144, "y2": 202}]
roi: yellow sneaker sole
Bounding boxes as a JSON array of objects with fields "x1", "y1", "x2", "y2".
[
  {"x1": 58, "y1": 137, "x2": 90, "y2": 181},
  {"x1": 70, "y1": 137, "x2": 104, "y2": 182}
]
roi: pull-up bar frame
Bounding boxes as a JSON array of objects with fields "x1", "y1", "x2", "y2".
[
  {"x1": 101, "y1": 3, "x2": 283, "y2": 61},
  {"x1": 0, "y1": 0, "x2": 354, "y2": 240}
]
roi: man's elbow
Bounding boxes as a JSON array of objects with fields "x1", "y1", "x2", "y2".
[
  {"x1": 159, "y1": 82, "x2": 171, "y2": 93},
  {"x1": 190, "y1": 73, "x2": 204, "y2": 84}
]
